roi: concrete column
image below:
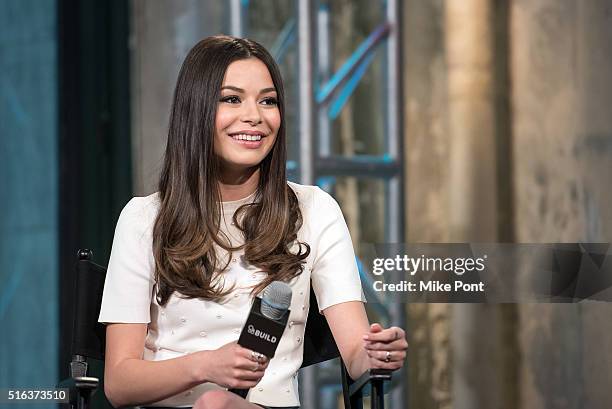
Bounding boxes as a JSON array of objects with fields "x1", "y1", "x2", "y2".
[
  {"x1": 445, "y1": 0, "x2": 497, "y2": 241},
  {"x1": 444, "y1": 2, "x2": 504, "y2": 409},
  {"x1": 130, "y1": 0, "x2": 224, "y2": 195},
  {"x1": 403, "y1": 0, "x2": 452, "y2": 408}
]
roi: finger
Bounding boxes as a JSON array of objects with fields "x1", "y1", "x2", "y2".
[
  {"x1": 238, "y1": 346, "x2": 256, "y2": 359},
  {"x1": 362, "y1": 323, "x2": 383, "y2": 341},
  {"x1": 366, "y1": 326, "x2": 405, "y2": 342},
  {"x1": 369, "y1": 350, "x2": 405, "y2": 371},
  {"x1": 232, "y1": 364, "x2": 267, "y2": 379},
  {"x1": 370, "y1": 323, "x2": 383, "y2": 333},
  {"x1": 253, "y1": 361, "x2": 269, "y2": 372},
  {"x1": 225, "y1": 369, "x2": 264, "y2": 388},
  {"x1": 366, "y1": 349, "x2": 406, "y2": 363},
  {"x1": 235, "y1": 356, "x2": 270, "y2": 373},
  {"x1": 367, "y1": 353, "x2": 399, "y2": 369},
  {"x1": 256, "y1": 353, "x2": 269, "y2": 364},
  {"x1": 242, "y1": 349, "x2": 269, "y2": 364},
  {"x1": 239, "y1": 348, "x2": 264, "y2": 364},
  {"x1": 236, "y1": 368, "x2": 267, "y2": 382},
  {"x1": 368, "y1": 356, "x2": 404, "y2": 371},
  {"x1": 228, "y1": 378, "x2": 261, "y2": 389},
  {"x1": 235, "y1": 357, "x2": 260, "y2": 371},
  {"x1": 364, "y1": 339, "x2": 408, "y2": 351}
]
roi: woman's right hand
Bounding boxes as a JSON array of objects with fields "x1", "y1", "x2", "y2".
[{"x1": 197, "y1": 342, "x2": 269, "y2": 389}]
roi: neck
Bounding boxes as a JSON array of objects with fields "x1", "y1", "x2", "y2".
[{"x1": 218, "y1": 166, "x2": 260, "y2": 201}]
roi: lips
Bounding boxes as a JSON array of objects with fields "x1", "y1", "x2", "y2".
[{"x1": 229, "y1": 130, "x2": 266, "y2": 137}]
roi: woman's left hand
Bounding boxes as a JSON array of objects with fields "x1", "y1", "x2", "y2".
[{"x1": 363, "y1": 323, "x2": 408, "y2": 371}]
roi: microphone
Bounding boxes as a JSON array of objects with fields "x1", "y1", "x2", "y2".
[{"x1": 229, "y1": 281, "x2": 292, "y2": 399}]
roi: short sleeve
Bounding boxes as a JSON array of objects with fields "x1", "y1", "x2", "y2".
[
  {"x1": 310, "y1": 188, "x2": 366, "y2": 312},
  {"x1": 98, "y1": 197, "x2": 156, "y2": 324}
]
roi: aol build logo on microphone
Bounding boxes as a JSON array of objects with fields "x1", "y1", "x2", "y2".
[{"x1": 247, "y1": 324, "x2": 277, "y2": 344}]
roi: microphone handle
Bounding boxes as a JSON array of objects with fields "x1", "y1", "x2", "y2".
[{"x1": 229, "y1": 388, "x2": 249, "y2": 399}]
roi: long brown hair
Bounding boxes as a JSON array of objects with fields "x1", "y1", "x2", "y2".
[{"x1": 153, "y1": 35, "x2": 309, "y2": 306}]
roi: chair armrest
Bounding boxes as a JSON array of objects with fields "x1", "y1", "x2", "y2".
[
  {"x1": 58, "y1": 376, "x2": 99, "y2": 409},
  {"x1": 348, "y1": 369, "x2": 392, "y2": 397},
  {"x1": 341, "y1": 362, "x2": 392, "y2": 409},
  {"x1": 60, "y1": 376, "x2": 99, "y2": 390}
]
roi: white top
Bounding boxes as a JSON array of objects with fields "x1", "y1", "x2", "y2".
[{"x1": 98, "y1": 181, "x2": 365, "y2": 407}]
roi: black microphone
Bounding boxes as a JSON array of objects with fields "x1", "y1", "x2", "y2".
[{"x1": 229, "y1": 281, "x2": 292, "y2": 399}]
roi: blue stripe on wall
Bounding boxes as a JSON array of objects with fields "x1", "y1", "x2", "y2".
[{"x1": 0, "y1": 0, "x2": 58, "y2": 400}]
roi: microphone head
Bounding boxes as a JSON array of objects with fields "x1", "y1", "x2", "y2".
[{"x1": 261, "y1": 281, "x2": 292, "y2": 320}]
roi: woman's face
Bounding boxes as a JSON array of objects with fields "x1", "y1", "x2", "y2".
[{"x1": 214, "y1": 58, "x2": 280, "y2": 175}]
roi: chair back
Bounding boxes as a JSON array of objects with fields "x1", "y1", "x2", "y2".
[
  {"x1": 301, "y1": 287, "x2": 340, "y2": 367},
  {"x1": 71, "y1": 250, "x2": 106, "y2": 361}
]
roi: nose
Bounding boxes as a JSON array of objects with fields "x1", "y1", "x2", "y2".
[{"x1": 240, "y1": 98, "x2": 262, "y2": 125}]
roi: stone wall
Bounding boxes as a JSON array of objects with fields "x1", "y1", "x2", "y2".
[
  {"x1": 511, "y1": 0, "x2": 612, "y2": 408},
  {"x1": 403, "y1": 0, "x2": 612, "y2": 408}
]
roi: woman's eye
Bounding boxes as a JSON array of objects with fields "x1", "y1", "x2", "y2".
[
  {"x1": 261, "y1": 97, "x2": 278, "y2": 106},
  {"x1": 220, "y1": 96, "x2": 240, "y2": 104}
]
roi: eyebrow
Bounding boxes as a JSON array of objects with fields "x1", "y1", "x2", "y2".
[{"x1": 220, "y1": 85, "x2": 276, "y2": 94}]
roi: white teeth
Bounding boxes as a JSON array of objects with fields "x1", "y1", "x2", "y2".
[{"x1": 231, "y1": 133, "x2": 262, "y2": 141}]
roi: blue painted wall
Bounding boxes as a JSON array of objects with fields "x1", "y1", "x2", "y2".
[{"x1": 0, "y1": 0, "x2": 58, "y2": 398}]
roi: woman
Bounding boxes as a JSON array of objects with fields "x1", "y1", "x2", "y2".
[{"x1": 99, "y1": 35, "x2": 408, "y2": 409}]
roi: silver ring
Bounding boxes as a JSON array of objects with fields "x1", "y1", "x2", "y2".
[
  {"x1": 385, "y1": 351, "x2": 391, "y2": 362},
  {"x1": 251, "y1": 351, "x2": 257, "y2": 361}
]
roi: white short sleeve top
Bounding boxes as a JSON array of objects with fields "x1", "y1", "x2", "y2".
[{"x1": 98, "y1": 181, "x2": 365, "y2": 407}]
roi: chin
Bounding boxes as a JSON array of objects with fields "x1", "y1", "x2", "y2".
[
  {"x1": 223, "y1": 158, "x2": 265, "y2": 172},
  {"x1": 227, "y1": 152, "x2": 271, "y2": 167}
]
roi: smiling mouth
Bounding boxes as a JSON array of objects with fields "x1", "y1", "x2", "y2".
[{"x1": 230, "y1": 133, "x2": 264, "y2": 142}]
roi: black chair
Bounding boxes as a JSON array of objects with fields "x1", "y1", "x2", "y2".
[
  {"x1": 60, "y1": 249, "x2": 107, "y2": 409},
  {"x1": 61, "y1": 249, "x2": 391, "y2": 409}
]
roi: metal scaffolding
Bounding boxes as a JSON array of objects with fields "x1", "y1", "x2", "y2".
[{"x1": 229, "y1": 1, "x2": 406, "y2": 408}]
